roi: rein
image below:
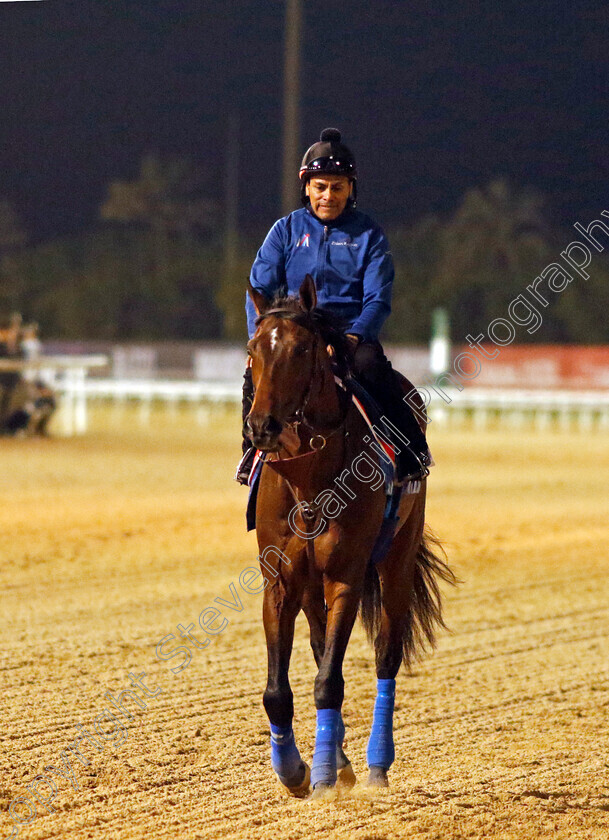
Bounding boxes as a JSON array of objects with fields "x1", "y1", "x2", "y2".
[{"x1": 270, "y1": 360, "x2": 349, "y2": 524}]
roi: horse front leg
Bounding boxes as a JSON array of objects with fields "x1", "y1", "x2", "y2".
[
  {"x1": 309, "y1": 577, "x2": 361, "y2": 797},
  {"x1": 303, "y1": 582, "x2": 356, "y2": 791},
  {"x1": 262, "y1": 582, "x2": 311, "y2": 797}
]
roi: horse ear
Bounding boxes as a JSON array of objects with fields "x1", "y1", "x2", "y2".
[
  {"x1": 247, "y1": 281, "x2": 271, "y2": 316},
  {"x1": 299, "y1": 274, "x2": 317, "y2": 313}
]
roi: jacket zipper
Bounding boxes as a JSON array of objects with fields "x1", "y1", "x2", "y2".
[{"x1": 315, "y1": 225, "x2": 329, "y2": 290}]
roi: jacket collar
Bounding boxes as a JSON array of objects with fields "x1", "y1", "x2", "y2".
[{"x1": 304, "y1": 205, "x2": 355, "y2": 228}]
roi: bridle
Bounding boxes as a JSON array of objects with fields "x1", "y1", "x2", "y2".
[
  {"x1": 255, "y1": 309, "x2": 350, "y2": 452},
  {"x1": 253, "y1": 309, "x2": 352, "y2": 536}
]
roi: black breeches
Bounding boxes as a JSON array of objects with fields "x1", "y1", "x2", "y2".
[
  {"x1": 242, "y1": 366, "x2": 254, "y2": 454},
  {"x1": 352, "y1": 340, "x2": 428, "y2": 453}
]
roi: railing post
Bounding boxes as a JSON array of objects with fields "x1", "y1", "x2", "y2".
[
  {"x1": 74, "y1": 367, "x2": 87, "y2": 433},
  {"x1": 62, "y1": 368, "x2": 76, "y2": 436}
]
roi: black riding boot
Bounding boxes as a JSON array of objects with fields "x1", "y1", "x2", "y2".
[
  {"x1": 352, "y1": 340, "x2": 431, "y2": 481},
  {"x1": 235, "y1": 365, "x2": 256, "y2": 485}
]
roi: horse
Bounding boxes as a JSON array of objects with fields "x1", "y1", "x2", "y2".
[{"x1": 246, "y1": 274, "x2": 455, "y2": 798}]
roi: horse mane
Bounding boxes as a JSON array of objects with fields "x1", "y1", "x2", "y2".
[{"x1": 255, "y1": 294, "x2": 352, "y2": 377}]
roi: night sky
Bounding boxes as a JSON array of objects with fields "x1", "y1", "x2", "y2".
[{"x1": 1, "y1": 0, "x2": 607, "y2": 242}]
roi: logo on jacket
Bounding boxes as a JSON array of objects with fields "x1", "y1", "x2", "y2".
[{"x1": 296, "y1": 233, "x2": 310, "y2": 248}]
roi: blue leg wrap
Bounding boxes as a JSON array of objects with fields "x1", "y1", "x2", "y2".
[
  {"x1": 311, "y1": 708, "x2": 341, "y2": 788},
  {"x1": 336, "y1": 713, "x2": 345, "y2": 746},
  {"x1": 335, "y1": 712, "x2": 348, "y2": 768},
  {"x1": 270, "y1": 723, "x2": 304, "y2": 787},
  {"x1": 366, "y1": 678, "x2": 396, "y2": 770}
]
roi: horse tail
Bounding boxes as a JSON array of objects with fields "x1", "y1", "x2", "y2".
[
  {"x1": 359, "y1": 527, "x2": 457, "y2": 669},
  {"x1": 401, "y1": 528, "x2": 456, "y2": 667},
  {"x1": 359, "y1": 553, "x2": 382, "y2": 647}
]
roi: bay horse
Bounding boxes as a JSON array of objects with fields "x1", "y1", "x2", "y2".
[{"x1": 246, "y1": 275, "x2": 454, "y2": 798}]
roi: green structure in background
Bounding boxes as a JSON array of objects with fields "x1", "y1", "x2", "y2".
[{"x1": 429, "y1": 307, "x2": 451, "y2": 378}]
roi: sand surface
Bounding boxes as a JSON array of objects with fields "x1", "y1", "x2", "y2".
[{"x1": 1, "y1": 405, "x2": 608, "y2": 839}]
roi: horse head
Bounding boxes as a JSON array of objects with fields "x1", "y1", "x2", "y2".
[{"x1": 245, "y1": 275, "x2": 341, "y2": 452}]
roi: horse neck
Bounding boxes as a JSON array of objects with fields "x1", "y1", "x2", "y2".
[
  {"x1": 276, "y1": 345, "x2": 345, "y2": 461},
  {"x1": 303, "y1": 344, "x2": 344, "y2": 433}
]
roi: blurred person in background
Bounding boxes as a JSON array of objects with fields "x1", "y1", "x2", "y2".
[
  {"x1": 0, "y1": 313, "x2": 24, "y2": 428},
  {"x1": 21, "y1": 321, "x2": 42, "y2": 363},
  {"x1": 0, "y1": 315, "x2": 55, "y2": 435}
]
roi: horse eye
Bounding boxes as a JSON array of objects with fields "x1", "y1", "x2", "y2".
[{"x1": 294, "y1": 345, "x2": 309, "y2": 356}]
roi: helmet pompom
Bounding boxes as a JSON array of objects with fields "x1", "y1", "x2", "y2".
[{"x1": 320, "y1": 127, "x2": 341, "y2": 143}]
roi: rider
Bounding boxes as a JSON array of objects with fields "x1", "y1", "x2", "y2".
[
  {"x1": 236, "y1": 128, "x2": 431, "y2": 484},
  {"x1": 0, "y1": 313, "x2": 24, "y2": 431}
]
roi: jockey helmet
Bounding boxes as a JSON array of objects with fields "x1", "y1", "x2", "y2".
[{"x1": 299, "y1": 128, "x2": 357, "y2": 208}]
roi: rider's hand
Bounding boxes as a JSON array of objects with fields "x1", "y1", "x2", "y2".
[{"x1": 346, "y1": 333, "x2": 361, "y2": 351}]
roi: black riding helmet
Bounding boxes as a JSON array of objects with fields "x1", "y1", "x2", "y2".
[{"x1": 299, "y1": 128, "x2": 357, "y2": 209}]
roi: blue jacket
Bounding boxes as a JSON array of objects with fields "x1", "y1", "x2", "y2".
[{"x1": 246, "y1": 207, "x2": 394, "y2": 341}]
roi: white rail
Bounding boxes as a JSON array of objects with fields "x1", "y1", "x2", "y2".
[
  {"x1": 56, "y1": 378, "x2": 242, "y2": 429},
  {"x1": 52, "y1": 378, "x2": 609, "y2": 433},
  {"x1": 78, "y1": 378, "x2": 241, "y2": 402},
  {"x1": 7, "y1": 354, "x2": 607, "y2": 435},
  {"x1": 431, "y1": 388, "x2": 609, "y2": 431}
]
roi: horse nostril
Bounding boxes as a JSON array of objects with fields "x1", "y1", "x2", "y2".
[
  {"x1": 267, "y1": 416, "x2": 282, "y2": 436},
  {"x1": 247, "y1": 414, "x2": 281, "y2": 442},
  {"x1": 258, "y1": 415, "x2": 273, "y2": 436}
]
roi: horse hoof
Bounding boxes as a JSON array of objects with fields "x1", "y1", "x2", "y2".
[
  {"x1": 366, "y1": 766, "x2": 389, "y2": 788},
  {"x1": 282, "y1": 761, "x2": 311, "y2": 798},
  {"x1": 308, "y1": 783, "x2": 338, "y2": 802},
  {"x1": 336, "y1": 761, "x2": 357, "y2": 791}
]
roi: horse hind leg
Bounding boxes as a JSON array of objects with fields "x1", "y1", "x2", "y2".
[
  {"x1": 335, "y1": 713, "x2": 356, "y2": 791},
  {"x1": 366, "y1": 606, "x2": 403, "y2": 789},
  {"x1": 302, "y1": 579, "x2": 326, "y2": 668},
  {"x1": 361, "y1": 515, "x2": 455, "y2": 788}
]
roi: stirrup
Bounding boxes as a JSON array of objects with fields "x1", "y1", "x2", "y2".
[
  {"x1": 397, "y1": 447, "x2": 431, "y2": 484},
  {"x1": 234, "y1": 447, "x2": 256, "y2": 485}
]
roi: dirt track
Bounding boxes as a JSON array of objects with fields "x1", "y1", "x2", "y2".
[{"x1": 1, "y1": 405, "x2": 608, "y2": 840}]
